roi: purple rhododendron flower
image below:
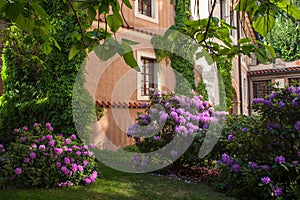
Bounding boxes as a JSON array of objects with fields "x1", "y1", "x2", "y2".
[
  {"x1": 23, "y1": 158, "x2": 30, "y2": 163},
  {"x1": 56, "y1": 162, "x2": 62, "y2": 168},
  {"x1": 275, "y1": 155, "x2": 286, "y2": 164},
  {"x1": 15, "y1": 167, "x2": 22, "y2": 175},
  {"x1": 0, "y1": 144, "x2": 3, "y2": 149},
  {"x1": 29, "y1": 152, "x2": 36, "y2": 159},
  {"x1": 261, "y1": 165, "x2": 270, "y2": 171},
  {"x1": 287, "y1": 85, "x2": 296, "y2": 93},
  {"x1": 227, "y1": 134, "x2": 234, "y2": 141},
  {"x1": 84, "y1": 177, "x2": 92, "y2": 184},
  {"x1": 64, "y1": 157, "x2": 71, "y2": 165},
  {"x1": 48, "y1": 140, "x2": 55, "y2": 147},
  {"x1": 231, "y1": 164, "x2": 240, "y2": 173},
  {"x1": 45, "y1": 122, "x2": 51, "y2": 127},
  {"x1": 267, "y1": 122, "x2": 281, "y2": 130},
  {"x1": 273, "y1": 186, "x2": 283, "y2": 197},
  {"x1": 278, "y1": 100, "x2": 285, "y2": 109},
  {"x1": 77, "y1": 165, "x2": 84, "y2": 172},
  {"x1": 269, "y1": 92, "x2": 278, "y2": 100},
  {"x1": 33, "y1": 123, "x2": 39, "y2": 127},
  {"x1": 54, "y1": 148, "x2": 63, "y2": 155},
  {"x1": 61, "y1": 166, "x2": 67, "y2": 173},
  {"x1": 294, "y1": 121, "x2": 300, "y2": 132},
  {"x1": 292, "y1": 98, "x2": 298, "y2": 106},
  {"x1": 71, "y1": 134, "x2": 76, "y2": 139},
  {"x1": 22, "y1": 126, "x2": 28, "y2": 131},
  {"x1": 65, "y1": 138, "x2": 71, "y2": 145},
  {"x1": 49, "y1": 127, "x2": 54, "y2": 131},
  {"x1": 46, "y1": 135, "x2": 53, "y2": 140},
  {"x1": 20, "y1": 137, "x2": 26, "y2": 142},
  {"x1": 39, "y1": 145, "x2": 46, "y2": 151},
  {"x1": 76, "y1": 151, "x2": 81, "y2": 156},
  {"x1": 221, "y1": 153, "x2": 234, "y2": 166},
  {"x1": 141, "y1": 102, "x2": 148, "y2": 108},
  {"x1": 1, "y1": 149, "x2": 5, "y2": 153},
  {"x1": 242, "y1": 128, "x2": 248, "y2": 132},
  {"x1": 72, "y1": 164, "x2": 77, "y2": 172},
  {"x1": 14, "y1": 128, "x2": 19, "y2": 132},
  {"x1": 216, "y1": 160, "x2": 223, "y2": 165},
  {"x1": 261, "y1": 176, "x2": 271, "y2": 184},
  {"x1": 89, "y1": 143, "x2": 95, "y2": 148},
  {"x1": 31, "y1": 144, "x2": 37, "y2": 149},
  {"x1": 83, "y1": 160, "x2": 89, "y2": 166},
  {"x1": 249, "y1": 162, "x2": 258, "y2": 169},
  {"x1": 153, "y1": 136, "x2": 160, "y2": 141}
]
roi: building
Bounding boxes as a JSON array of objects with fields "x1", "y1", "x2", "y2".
[
  {"x1": 248, "y1": 59, "x2": 300, "y2": 113},
  {"x1": 86, "y1": 0, "x2": 176, "y2": 149}
]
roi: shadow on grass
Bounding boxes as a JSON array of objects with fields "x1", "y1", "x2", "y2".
[{"x1": 0, "y1": 162, "x2": 231, "y2": 200}]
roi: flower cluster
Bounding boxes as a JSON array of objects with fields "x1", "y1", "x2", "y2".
[
  {"x1": 215, "y1": 86, "x2": 300, "y2": 199},
  {"x1": 0, "y1": 123, "x2": 97, "y2": 188}
]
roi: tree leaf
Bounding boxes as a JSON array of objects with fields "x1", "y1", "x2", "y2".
[
  {"x1": 106, "y1": 13, "x2": 123, "y2": 33},
  {"x1": 253, "y1": 15, "x2": 275, "y2": 37},
  {"x1": 16, "y1": 15, "x2": 35, "y2": 33},
  {"x1": 123, "y1": 52, "x2": 139, "y2": 71},
  {"x1": 87, "y1": 6, "x2": 96, "y2": 24},
  {"x1": 69, "y1": 43, "x2": 84, "y2": 60},
  {"x1": 238, "y1": 38, "x2": 251, "y2": 44},
  {"x1": 31, "y1": 3, "x2": 49, "y2": 18},
  {"x1": 264, "y1": 44, "x2": 276, "y2": 58},
  {"x1": 122, "y1": 0, "x2": 132, "y2": 9}
]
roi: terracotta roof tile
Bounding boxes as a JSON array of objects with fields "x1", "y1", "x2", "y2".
[
  {"x1": 95, "y1": 100, "x2": 148, "y2": 109},
  {"x1": 249, "y1": 67, "x2": 300, "y2": 76}
]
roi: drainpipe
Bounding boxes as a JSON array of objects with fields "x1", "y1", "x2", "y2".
[
  {"x1": 236, "y1": 7, "x2": 243, "y2": 114},
  {"x1": 247, "y1": 72, "x2": 251, "y2": 115}
]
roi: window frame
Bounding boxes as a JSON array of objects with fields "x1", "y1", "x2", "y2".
[
  {"x1": 134, "y1": 0, "x2": 158, "y2": 23},
  {"x1": 252, "y1": 80, "x2": 271, "y2": 99},
  {"x1": 136, "y1": 51, "x2": 160, "y2": 100}
]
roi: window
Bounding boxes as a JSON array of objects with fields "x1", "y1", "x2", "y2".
[
  {"x1": 140, "y1": 57, "x2": 157, "y2": 96},
  {"x1": 134, "y1": 0, "x2": 158, "y2": 23},
  {"x1": 288, "y1": 77, "x2": 300, "y2": 86},
  {"x1": 136, "y1": 52, "x2": 159, "y2": 100},
  {"x1": 253, "y1": 80, "x2": 271, "y2": 98},
  {"x1": 138, "y1": 0, "x2": 152, "y2": 17}
]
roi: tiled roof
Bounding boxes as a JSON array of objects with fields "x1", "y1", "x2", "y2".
[
  {"x1": 95, "y1": 100, "x2": 148, "y2": 108},
  {"x1": 249, "y1": 67, "x2": 300, "y2": 76}
]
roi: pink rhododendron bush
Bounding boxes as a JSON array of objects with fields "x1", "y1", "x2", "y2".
[
  {"x1": 0, "y1": 123, "x2": 97, "y2": 188},
  {"x1": 127, "y1": 89, "x2": 226, "y2": 171}
]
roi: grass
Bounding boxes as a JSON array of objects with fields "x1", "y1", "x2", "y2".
[{"x1": 0, "y1": 163, "x2": 231, "y2": 200}]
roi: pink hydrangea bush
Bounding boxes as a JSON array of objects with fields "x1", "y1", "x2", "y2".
[{"x1": 0, "y1": 123, "x2": 97, "y2": 188}]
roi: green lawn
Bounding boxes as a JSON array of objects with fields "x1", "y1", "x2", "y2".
[{"x1": 0, "y1": 163, "x2": 231, "y2": 200}]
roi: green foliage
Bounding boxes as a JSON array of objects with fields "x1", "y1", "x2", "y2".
[
  {"x1": 0, "y1": 2, "x2": 95, "y2": 145},
  {"x1": 266, "y1": 17, "x2": 300, "y2": 61},
  {"x1": 211, "y1": 86, "x2": 300, "y2": 199},
  {"x1": 0, "y1": 123, "x2": 97, "y2": 188}
]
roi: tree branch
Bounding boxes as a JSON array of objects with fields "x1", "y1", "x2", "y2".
[{"x1": 67, "y1": 0, "x2": 86, "y2": 45}]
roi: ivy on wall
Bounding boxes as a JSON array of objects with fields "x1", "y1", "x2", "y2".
[
  {"x1": 153, "y1": 0, "x2": 233, "y2": 107},
  {"x1": 0, "y1": 1, "x2": 95, "y2": 144}
]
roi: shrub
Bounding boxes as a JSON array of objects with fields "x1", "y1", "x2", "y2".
[
  {"x1": 127, "y1": 89, "x2": 226, "y2": 171},
  {"x1": 213, "y1": 86, "x2": 300, "y2": 199},
  {"x1": 0, "y1": 123, "x2": 97, "y2": 188}
]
